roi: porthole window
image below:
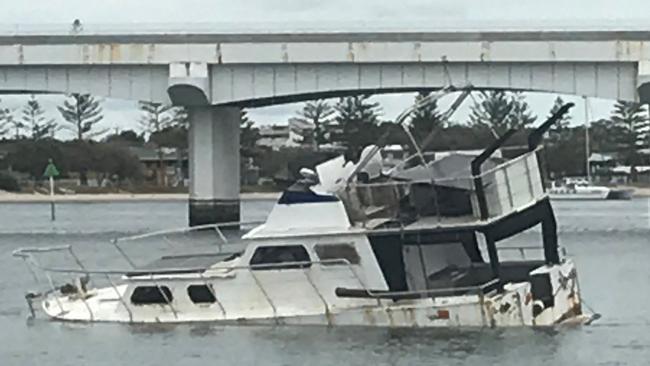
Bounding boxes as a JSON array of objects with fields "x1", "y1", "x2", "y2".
[
  {"x1": 314, "y1": 243, "x2": 360, "y2": 265},
  {"x1": 130, "y1": 286, "x2": 173, "y2": 305},
  {"x1": 250, "y1": 245, "x2": 311, "y2": 270},
  {"x1": 188, "y1": 285, "x2": 216, "y2": 304}
]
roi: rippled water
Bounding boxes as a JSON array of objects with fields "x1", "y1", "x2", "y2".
[{"x1": 0, "y1": 198, "x2": 648, "y2": 365}]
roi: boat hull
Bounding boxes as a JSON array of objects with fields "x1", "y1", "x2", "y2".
[
  {"x1": 549, "y1": 193, "x2": 608, "y2": 200},
  {"x1": 41, "y1": 261, "x2": 585, "y2": 328}
]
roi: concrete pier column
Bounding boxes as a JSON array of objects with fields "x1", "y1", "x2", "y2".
[{"x1": 188, "y1": 106, "x2": 241, "y2": 226}]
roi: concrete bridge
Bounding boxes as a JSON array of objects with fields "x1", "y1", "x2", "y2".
[{"x1": 2, "y1": 27, "x2": 650, "y2": 225}]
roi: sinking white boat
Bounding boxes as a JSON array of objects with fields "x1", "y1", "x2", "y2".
[{"x1": 14, "y1": 98, "x2": 595, "y2": 328}]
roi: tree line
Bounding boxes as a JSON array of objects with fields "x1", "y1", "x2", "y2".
[
  {"x1": 286, "y1": 92, "x2": 650, "y2": 179},
  {"x1": 2, "y1": 91, "x2": 649, "y2": 191},
  {"x1": 0, "y1": 94, "x2": 106, "y2": 141},
  {"x1": 0, "y1": 94, "x2": 188, "y2": 188}
]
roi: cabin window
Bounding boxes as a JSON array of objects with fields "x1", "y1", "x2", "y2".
[
  {"x1": 314, "y1": 243, "x2": 360, "y2": 265},
  {"x1": 187, "y1": 285, "x2": 216, "y2": 304},
  {"x1": 250, "y1": 245, "x2": 311, "y2": 270},
  {"x1": 130, "y1": 286, "x2": 173, "y2": 305}
]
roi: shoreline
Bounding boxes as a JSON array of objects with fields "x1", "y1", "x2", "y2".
[
  {"x1": 0, "y1": 187, "x2": 648, "y2": 203},
  {"x1": 0, "y1": 192, "x2": 282, "y2": 203}
]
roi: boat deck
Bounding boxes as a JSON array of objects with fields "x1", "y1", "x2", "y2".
[{"x1": 126, "y1": 252, "x2": 236, "y2": 276}]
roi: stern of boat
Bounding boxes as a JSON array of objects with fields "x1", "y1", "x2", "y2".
[{"x1": 528, "y1": 259, "x2": 584, "y2": 326}]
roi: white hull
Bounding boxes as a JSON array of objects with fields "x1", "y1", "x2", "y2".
[
  {"x1": 41, "y1": 261, "x2": 585, "y2": 327},
  {"x1": 549, "y1": 193, "x2": 609, "y2": 200},
  {"x1": 549, "y1": 186, "x2": 610, "y2": 200}
]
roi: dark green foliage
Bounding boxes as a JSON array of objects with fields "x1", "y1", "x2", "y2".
[
  {"x1": 378, "y1": 121, "x2": 411, "y2": 146},
  {"x1": 289, "y1": 100, "x2": 335, "y2": 149},
  {"x1": 1, "y1": 107, "x2": 24, "y2": 139},
  {"x1": 240, "y1": 110, "x2": 261, "y2": 159},
  {"x1": 609, "y1": 100, "x2": 649, "y2": 165},
  {"x1": 139, "y1": 101, "x2": 174, "y2": 135},
  {"x1": 547, "y1": 96, "x2": 572, "y2": 140},
  {"x1": 256, "y1": 147, "x2": 339, "y2": 187},
  {"x1": 4, "y1": 140, "x2": 142, "y2": 185},
  {"x1": 0, "y1": 105, "x2": 9, "y2": 138},
  {"x1": 139, "y1": 103, "x2": 187, "y2": 148},
  {"x1": 410, "y1": 91, "x2": 446, "y2": 148},
  {"x1": 150, "y1": 126, "x2": 188, "y2": 149},
  {"x1": 469, "y1": 91, "x2": 537, "y2": 136},
  {"x1": 541, "y1": 97, "x2": 579, "y2": 179},
  {"x1": 104, "y1": 130, "x2": 145, "y2": 145},
  {"x1": 22, "y1": 95, "x2": 58, "y2": 140},
  {"x1": 331, "y1": 95, "x2": 383, "y2": 162},
  {"x1": 0, "y1": 172, "x2": 20, "y2": 192},
  {"x1": 4, "y1": 139, "x2": 66, "y2": 178},
  {"x1": 90, "y1": 142, "x2": 143, "y2": 183},
  {"x1": 173, "y1": 107, "x2": 189, "y2": 129},
  {"x1": 57, "y1": 94, "x2": 105, "y2": 140},
  {"x1": 543, "y1": 126, "x2": 589, "y2": 178},
  {"x1": 139, "y1": 102, "x2": 187, "y2": 186}
]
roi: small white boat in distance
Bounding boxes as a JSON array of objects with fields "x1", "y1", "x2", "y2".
[
  {"x1": 549, "y1": 178, "x2": 633, "y2": 200},
  {"x1": 13, "y1": 98, "x2": 595, "y2": 328}
]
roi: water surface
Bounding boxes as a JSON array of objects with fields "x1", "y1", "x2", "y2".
[{"x1": 0, "y1": 199, "x2": 648, "y2": 365}]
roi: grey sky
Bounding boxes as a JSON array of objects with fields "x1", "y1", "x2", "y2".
[
  {"x1": 4, "y1": 0, "x2": 650, "y2": 25},
  {"x1": 1, "y1": 1, "x2": 646, "y2": 138}
]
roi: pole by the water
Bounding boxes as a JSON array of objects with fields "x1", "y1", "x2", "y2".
[
  {"x1": 49, "y1": 175, "x2": 55, "y2": 221},
  {"x1": 44, "y1": 159, "x2": 59, "y2": 221},
  {"x1": 584, "y1": 96, "x2": 591, "y2": 182}
]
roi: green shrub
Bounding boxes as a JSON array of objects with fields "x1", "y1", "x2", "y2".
[{"x1": 0, "y1": 172, "x2": 20, "y2": 192}]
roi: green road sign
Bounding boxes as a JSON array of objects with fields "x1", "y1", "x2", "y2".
[{"x1": 43, "y1": 159, "x2": 60, "y2": 178}]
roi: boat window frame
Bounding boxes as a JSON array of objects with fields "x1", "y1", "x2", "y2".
[
  {"x1": 313, "y1": 242, "x2": 361, "y2": 265},
  {"x1": 187, "y1": 284, "x2": 216, "y2": 304},
  {"x1": 130, "y1": 285, "x2": 174, "y2": 305},
  {"x1": 249, "y1": 244, "x2": 312, "y2": 270}
]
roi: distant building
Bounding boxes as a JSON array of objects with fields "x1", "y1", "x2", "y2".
[
  {"x1": 588, "y1": 151, "x2": 650, "y2": 184},
  {"x1": 256, "y1": 125, "x2": 298, "y2": 150},
  {"x1": 128, "y1": 146, "x2": 188, "y2": 186},
  {"x1": 287, "y1": 117, "x2": 315, "y2": 147},
  {"x1": 609, "y1": 165, "x2": 650, "y2": 184}
]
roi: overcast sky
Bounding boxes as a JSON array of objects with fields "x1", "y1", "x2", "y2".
[
  {"x1": 3, "y1": 0, "x2": 650, "y2": 25},
  {"x1": 1, "y1": 1, "x2": 648, "y2": 139}
]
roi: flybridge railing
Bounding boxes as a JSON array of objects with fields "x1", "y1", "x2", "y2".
[
  {"x1": 338, "y1": 147, "x2": 546, "y2": 228},
  {"x1": 13, "y1": 246, "x2": 499, "y2": 324},
  {"x1": 12, "y1": 242, "x2": 374, "y2": 322},
  {"x1": 12, "y1": 220, "x2": 264, "y2": 319},
  {"x1": 110, "y1": 220, "x2": 265, "y2": 268}
]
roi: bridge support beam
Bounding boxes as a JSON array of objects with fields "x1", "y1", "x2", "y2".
[{"x1": 188, "y1": 106, "x2": 241, "y2": 226}]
